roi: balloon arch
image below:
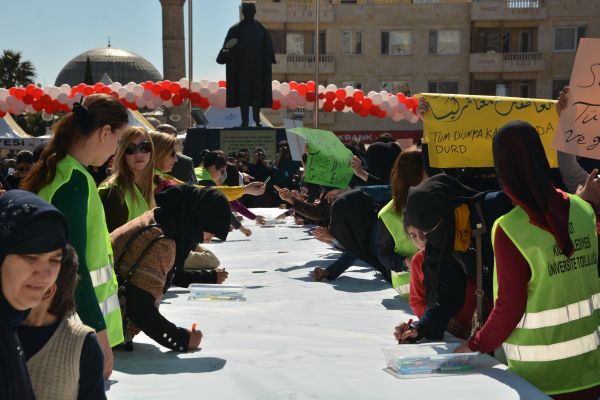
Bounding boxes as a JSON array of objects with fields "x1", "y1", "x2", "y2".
[{"x1": 0, "y1": 79, "x2": 420, "y2": 123}]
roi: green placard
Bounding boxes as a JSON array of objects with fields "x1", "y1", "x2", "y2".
[{"x1": 288, "y1": 127, "x2": 353, "y2": 189}]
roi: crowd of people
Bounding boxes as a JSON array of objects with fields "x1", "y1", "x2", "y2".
[{"x1": 1, "y1": 86, "x2": 599, "y2": 399}]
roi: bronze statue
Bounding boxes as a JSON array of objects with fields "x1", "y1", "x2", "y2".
[{"x1": 217, "y1": 2, "x2": 275, "y2": 128}]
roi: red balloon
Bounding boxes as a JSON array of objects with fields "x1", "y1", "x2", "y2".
[
  {"x1": 0, "y1": 110, "x2": 5, "y2": 118},
  {"x1": 405, "y1": 97, "x2": 418, "y2": 112},
  {"x1": 378, "y1": 110, "x2": 386, "y2": 118},
  {"x1": 297, "y1": 83, "x2": 308, "y2": 96},
  {"x1": 353, "y1": 90, "x2": 364, "y2": 101},
  {"x1": 370, "y1": 105, "x2": 380, "y2": 116},
  {"x1": 362, "y1": 98, "x2": 372, "y2": 109},
  {"x1": 344, "y1": 97, "x2": 354, "y2": 107},
  {"x1": 14, "y1": 88, "x2": 25, "y2": 100},
  {"x1": 44, "y1": 103, "x2": 57, "y2": 114},
  {"x1": 169, "y1": 83, "x2": 181, "y2": 94},
  {"x1": 143, "y1": 82, "x2": 154, "y2": 90},
  {"x1": 190, "y1": 93, "x2": 201, "y2": 103},
  {"x1": 289, "y1": 81, "x2": 298, "y2": 90},
  {"x1": 101, "y1": 86, "x2": 112, "y2": 94},
  {"x1": 305, "y1": 91, "x2": 316, "y2": 102},
  {"x1": 83, "y1": 86, "x2": 94, "y2": 96},
  {"x1": 334, "y1": 100, "x2": 345, "y2": 112},
  {"x1": 218, "y1": 80, "x2": 227, "y2": 88},
  {"x1": 22, "y1": 94, "x2": 34, "y2": 105},
  {"x1": 272, "y1": 100, "x2": 281, "y2": 110},
  {"x1": 152, "y1": 84, "x2": 162, "y2": 95},
  {"x1": 307, "y1": 81, "x2": 316, "y2": 92},
  {"x1": 160, "y1": 89, "x2": 172, "y2": 101},
  {"x1": 318, "y1": 92, "x2": 325, "y2": 100},
  {"x1": 323, "y1": 101, "x2": 334, "y2": 112},
  {"x1": 352, "y1": 103, "x2": 361, "y2": 114},
  {"x1": 161, "y1": 80, "x2": 172, "y2": 89},
  {"x1": 199, "y1": 97, "x2": 210, "y2": 108},
  {"x1": 33, "y1": 88, "x2": 44, "y2": 98},
  {"x1": 397, "y1": 93, "x2": 407, "y2": 102},
  {"x1": 335, "y1": 89, "x2": 346, "y2": 100},
  {"x1": 180, "y1": 88, "x2": 190, "y2": 98},
  {"x1": 25, "y1": 84, "x2": 36, "y2": 94},
  {"x1": 325, "y1": 91, "x2": 336, "y2": 102},
  {"x1": 32, "y1": 101, "x2": 44, "y2": 112},
  {"x1": 172, "y1": 95, "x2": 183, "y2": 106},
  {"x1": 359, "y1": 108, "x2": 369, "y2": 118},
  {"x1": 93, "y1": 83, "x2": 105, "y2": 91},
  {"x1": 129, "y1": 103, "x2": 138, "y2": 111}
]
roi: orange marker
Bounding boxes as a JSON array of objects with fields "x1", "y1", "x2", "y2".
[{"x1": 192, "y1": 323, "x2": 197, "y2": 333}]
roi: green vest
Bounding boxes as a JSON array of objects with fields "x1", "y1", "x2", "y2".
[
  {"x1": 38, "y1": 155, "x2": 124, "y2": 347},
  {"x1": 99, "y1": 181, "x2": 149, "y2": 222},
  {"x1": 194, "y1": 166, "x2": 213, "y2": 183},
  {"x1": 492, "y1": 194, "x2": 600, "y2": 395},
  {"x1": 391, "y1": 270, "x2": 410, "y2": 298},
  {"x1": 378, "y1": 200, "x2": 418, "y2": 257}
]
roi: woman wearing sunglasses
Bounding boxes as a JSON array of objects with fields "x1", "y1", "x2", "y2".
[
  {"x1": 99, "y1": 127, "x2": 156, "y2": 233},
  {"x1": 149, "y1": 131, "x2": 266, "y2": 201}
]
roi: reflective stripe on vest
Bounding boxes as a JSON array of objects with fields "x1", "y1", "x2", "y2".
[
  {"x1": 516, "y1": 293, "x2": 600, "y2": 330},
  {"x1": 377, "y1": 200, "x2": 418, "y2": 257},
  {"x1": 492, "y1": 193, "x2": 600, "y2": 395},
  {"x1": 38, "y1": 155, "x2": 124, "y2": 347},
  {"x1": 99, "y1": 293, "x2": 121, "y2": 316},
  {"x1": 391, "y1": 270, "x2": 410, "y2": 298},
  {"x1": 503, "y1": 327, "x2": 600, "y2": 363},
  {"x1": 89, "y1": 263, "x2": 114, "y2": 287}
]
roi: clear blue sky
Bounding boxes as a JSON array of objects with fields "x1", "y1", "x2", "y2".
[{"x1": 2, "y1": 0, "x2": 240, "y2": 86}]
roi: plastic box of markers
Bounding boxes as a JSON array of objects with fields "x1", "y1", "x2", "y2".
[
  {"x1": 188, "y1": 284, "x2": 246, "y2": 301},
  {"x1": 383, "y1": 342, "x2": 479, "y2": 378}
]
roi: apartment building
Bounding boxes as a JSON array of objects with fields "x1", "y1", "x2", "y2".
[{"x1": 255, "y1": 0, "x2": 600, "y2": 137}]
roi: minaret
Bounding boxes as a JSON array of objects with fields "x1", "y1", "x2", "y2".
[
  {"x1": 160, "y1": 0, "x2": 186, "y2": 81},
  {"x1": 160, "y1": 0, "x2": 189, "y2": 130}
]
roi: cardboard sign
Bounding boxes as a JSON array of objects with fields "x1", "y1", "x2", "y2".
[
  {"x1": 288, "y1": 127, "x2": 353, "y2": 189},
  {"x1": 219, "y1": 130, "x2": 276, "y2": 160},
  {"x1": 421, "y1": 93, "x2": 558, "y2": 168},
  {"x1": 554, "y1": 38, "x2": 600, "y2": 159}
]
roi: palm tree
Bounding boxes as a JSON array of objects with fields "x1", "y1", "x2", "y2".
[{"x1": 0, "y1": 50, "x2": 37, "y2": 88}]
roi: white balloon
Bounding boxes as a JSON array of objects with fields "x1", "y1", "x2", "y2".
[
  {"x1": 135, "y1": 97, "x2": 146, "y2": 108},
  {"x1": 371, "y1": 94, "x2": 382, "y2": 105},
  {"x1": 379, "y1": 100, "x2": 391, "y2": 111},
  {"x1": 345, "y1": 86, "x2": 354, "y2": 97},
  {"x1": 305, "y1": 101, "x2": 315, "y2": 111},
  {"x1": 326, "y1": 84, "x2": 337, "y2": 92},
  {"x1": 56, "y1": 93, "x2": 68, "y2": 104},
  {"x1": 273, "y1": 90, "x2": 282, "y2": 101},
  {"x1": 279, "y1": 83, "x2": 290, "y2": 96},
  {"x1": 146, "y1": 102, "x2": 157, "y2": 110},
  {"x1": 199, "y1": 87, "x2": 210, "y2": 97},
  {"x1": 179, "y1": 78, "x2": 189, "y2": 88},
  {"x1": 208, "y1": 93, "x2": 218, "y2": 104},
  {"x1": 367, "y1": 91, "x2": 377, "y2": 98},
  {"x1": 118, "y1": 88, "x2": 128, "y2": 97},
  {"x1": 272, "y1": 80, "x2": 280, "y2": 89},
  {"x1": 0, "y1": 88, "x2": 9, "y2": 100},
  {"x1": 0, "y1": 102, "x2": 8, "y2": 113},
  {"x1": 48, "y1": 87, "x2": 60, "y2": 99},
  {"x1": 208, "y1": 81, "x2": 219, "y2": 93},
  {"x1": 142, "y1": 90, "x2": 153, "y2": 101},
  {"x1": 111, "y1": 82, "x2": 122, "y2": 92},
  {"x1": 163, "y1": 99, "x2": 173, "y2": 108},
  {"x1": 392, "y1": 112, "x2": 403, "y2": 122},
  {"x1": 389, "y1": 95, "x2": 399, "y2": 107},
  {"x1": 133, "y1": 85, "x2": 144, "y2": 96},
  {"x1": 60, "y1": 84, "x2": 71, "y2": 94},
  {"x1": 199, "y1": 79, "x2": 209, "y2": 88},
  {"x1": 191, "y1": 81, "x2": 201, "y2": 92},
  {"x1": 125, "y1": 92, "x2": 135, "y2": 103},
  {"x1": 125, "y1": 82, "x2": 136, "y2": 90}
]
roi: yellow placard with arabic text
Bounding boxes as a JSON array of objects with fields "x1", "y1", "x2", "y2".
[{"x1": 421, "y1": 93, "x2": 558, "y2": 168}]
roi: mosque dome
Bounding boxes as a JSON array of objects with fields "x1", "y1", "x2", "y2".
[{"x1": 54, "y1": 47, "x2": 162, "y2": 86}]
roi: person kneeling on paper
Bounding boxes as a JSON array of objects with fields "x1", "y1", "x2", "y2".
[{"x1": 111, "y1": 185, "x2": 231, "y2": 352}]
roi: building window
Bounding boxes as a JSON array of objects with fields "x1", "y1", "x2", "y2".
[
  {"x1": 428, "y1": 81, "x2": 459, "y2": 94},
  {"x1": 552, "y1": 79, "x2": 569, "y2": 99},
  {"x1": 429, "y1": 30, "x2": 461, "y2": 55},
  {"x1": 342, "y1": 81, "x2": 363, "y2": 90},
  {"x1": 287, "y1": 32, "x2": 304, "y2": 55},
  {"x1": 341, "y1": 31, "x2": 362, "y2": 55},
  {"x1": 380, "y1": 81, "x2": 411, "y2": 95},
  {"x1": 270, "y1": 30, "x2": 286, "y2": 54},
  {"x1": 553, "y1": 27, "x2": 586, "y2": 51},
  {"x1": 381, "y1": 31, "x2": 412, "y2": 55},
  {"x1": 340, "y1": 0, "x2": 357, "y2": 3}
]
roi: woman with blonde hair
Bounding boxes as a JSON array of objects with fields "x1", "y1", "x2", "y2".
[
  {"x1": 21, "y1": 93, "x2": 126, "y2": 379},
  {"x1": 99, "y1": 126, "x2": 156, "y2": 233}
]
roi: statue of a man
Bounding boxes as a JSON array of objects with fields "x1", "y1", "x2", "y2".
[{"x1": 217, "y1": 2, "x2": 275, "y2": 128}]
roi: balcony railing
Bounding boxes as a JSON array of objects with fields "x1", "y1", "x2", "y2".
[
  {"x1": 255, "y1": 1, "x2": 334, "y2": 23},
  {"x1": 470, "y1": 52, "x2": 544, "y2": 73},
  {"x1": 471, "y1": 0, "x2": 547, "y2": 20}
]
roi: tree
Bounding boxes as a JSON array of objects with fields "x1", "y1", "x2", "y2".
[{"x1": 0, "y1": 50, "x2": 37, "y2": 88}]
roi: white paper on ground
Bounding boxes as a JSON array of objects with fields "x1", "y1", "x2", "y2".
[{"x1": 109, "y1": 208, "x2": 550, "y2": 400}]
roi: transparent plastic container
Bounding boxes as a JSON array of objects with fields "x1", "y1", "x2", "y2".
[
  {"x1": 188, "y1": 284, "x2": 246, "y2": 301},
  {"x1": 382, "y1": 342, "x2": 479, "y2": 378}
]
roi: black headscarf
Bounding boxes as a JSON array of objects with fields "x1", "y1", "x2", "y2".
[
  {"x1": 154, "y1": 185, "x2": 231, "y2": 279},
  {"x1": 0, "y1": 190, "x2": 68, "y2": 400},
  {"x1": 493, "y1": 120, "x2": 572, "y2": 256},
  {"x1": 364, "y1": 142, "x2": 401, "y2": 183},
  {"x1": 405, "y1": 174, "x2": 486, "y2": 308}
]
